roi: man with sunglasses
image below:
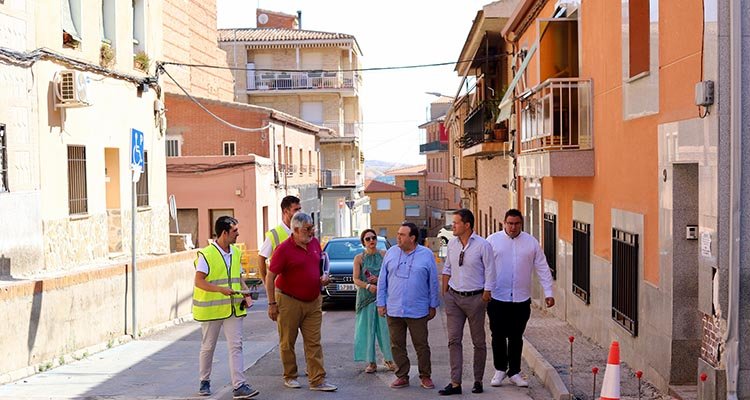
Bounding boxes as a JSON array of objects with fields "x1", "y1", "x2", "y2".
[
  {"x1": 377, "y1": 222, "x2": 440, "y2": 390},
  {"x1": 193, "y1": 216, "x2": 259, "y2": 399},
  {"x1": 486, "y1": 209, "x2": 554, "y2": 388},
  {"x1": 438, "y1": 209, "x2": 495, "y2": 396}
]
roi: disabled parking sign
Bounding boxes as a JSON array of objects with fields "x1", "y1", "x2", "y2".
[{"x1": 131, "y1": 128, "x2": 144, "y2": 182}]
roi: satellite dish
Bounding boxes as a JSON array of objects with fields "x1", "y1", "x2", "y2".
[{"x1": 257, "y1": 13, "x2": 268, "y2": 25}]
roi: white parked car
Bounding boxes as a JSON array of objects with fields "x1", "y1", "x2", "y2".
[{"x1": 437, "y1": 225, "x2": 455, "y2": 245}]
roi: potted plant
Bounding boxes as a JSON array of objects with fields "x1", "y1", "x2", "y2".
[
  {"x1": 100, "y1": 42, "x2": 115, "y2": 68},
  {"x1": 133, "y1": 51, "x2": 150, "y2": 72}
]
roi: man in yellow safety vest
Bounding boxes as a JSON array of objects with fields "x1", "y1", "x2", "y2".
[
  {"x1": 193, "y1": 216, "x2": 258, "y2": 399},
  {"x1": 258, "y1": 195, "x2": 301, "y2": 282}
]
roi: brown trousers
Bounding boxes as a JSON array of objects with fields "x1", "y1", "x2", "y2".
[
  {"x1": 276, "y1": 292, "x2": 326, "y2": 386},
  {"x1": 387, "y1": 315, "x2": 431, "y2": 379},
  {"x1": 444, "y1": 289, "x2": 487, "y2": 384}
]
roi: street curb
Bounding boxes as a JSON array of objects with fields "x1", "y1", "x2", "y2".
[{"x1": 522, "y1": 336, "x2": 571, "y2": 400}]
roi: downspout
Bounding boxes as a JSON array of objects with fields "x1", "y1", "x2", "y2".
[
  {"x1": 283, "y1": 122, "x2": 288, "y2": 193},
  {"x1": 724, "y1": 0, "x2": 742, "y2": 398},
  {"x1": 272, "y1": 124, "x2": 279, "y2": 186}
]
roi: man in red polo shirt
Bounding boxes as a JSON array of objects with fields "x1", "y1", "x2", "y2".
[{"x1": 265, "y1": 211, "x2": 337, "y2": 392}]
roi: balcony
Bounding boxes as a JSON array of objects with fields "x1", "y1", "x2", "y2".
[
  {"x1": 247, "y1": 70, "x2": 360, "y2": 96},
  {"x1": 320, "y1": 169, "x2": 362, "y2": 188},
  {"x1": 459, "y1": 100, "x2": 510, "y2": 157},
  {"x1": 320, "y1": 121, "x2": 362, "y2": 141},
  {"x1": 517, "y1": 78, "x2": 594, "y2": 178},
  {"x1": 419, "y1": 140, "x2": 448, "y2": 154}
]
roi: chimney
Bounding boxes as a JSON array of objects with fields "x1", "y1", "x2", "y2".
[
  {"x1": 297, "y1": 10, "x2": 302, "y2": 29},
  {"x1": 256, "y1": 9, "x2": 299, "y2": 29}
]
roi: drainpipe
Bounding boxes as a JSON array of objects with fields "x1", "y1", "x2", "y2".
[
  {"x1": 297, "y1": 10, "x2": 302, "y2": 29},
  {"x1": 283, "y1": 122, "x2": 288, "y2": 193},
  {"x1": 724, "y1": 0, "x2": 742, "y2": 398}
]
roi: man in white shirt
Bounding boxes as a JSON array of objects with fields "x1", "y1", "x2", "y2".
[
  {"x1": 486, "y1": 209, "x2": 554, "y2": 388},
  {"x1": 258, "y1": 196, "x2": 301, "y2": 282},
  {"x1": 438, "y1": 209, "x2": 495, "y2": 396}
]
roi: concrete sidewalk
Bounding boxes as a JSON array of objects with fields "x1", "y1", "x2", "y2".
[{"x1": 0, "y1": 309, "x2": 276, "y2": 400}]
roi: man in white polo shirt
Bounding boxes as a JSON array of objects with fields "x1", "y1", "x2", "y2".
[{"x1": 486, "y1": 209, "x2": 554, "y2": 388}]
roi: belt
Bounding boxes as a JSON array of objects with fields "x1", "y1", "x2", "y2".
[{"x1": 449, "y1": 287, "x2": 483, "y2": 297}]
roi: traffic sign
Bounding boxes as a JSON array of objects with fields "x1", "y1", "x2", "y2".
[{"x1": 131, "y1": 128, "x2": 144, "y2": 169}]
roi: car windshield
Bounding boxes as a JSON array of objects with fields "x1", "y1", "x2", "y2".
[{"x1": 324, "y1": 238, "x2": 387, "y2": 260}]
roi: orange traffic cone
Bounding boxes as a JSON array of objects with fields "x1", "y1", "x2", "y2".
[{"x1": 599, "y1": 341, "x2": 620, "y2": 400}]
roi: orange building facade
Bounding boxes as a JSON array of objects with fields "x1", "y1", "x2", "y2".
[{"x1": 500, "y1": 0, "x2": 721, "y2": 395}]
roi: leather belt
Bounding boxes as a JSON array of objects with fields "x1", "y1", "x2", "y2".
[{"x1": 449, "y1": 287, "x2": 483, "y2": 297}]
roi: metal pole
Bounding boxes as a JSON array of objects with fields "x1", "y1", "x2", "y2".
[{"x1": 132, "y1": 178, "x2": 137, "y2": 339}]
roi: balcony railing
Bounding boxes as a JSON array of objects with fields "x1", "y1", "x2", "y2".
[
  {"x1": 519, "y1": 78, "x2": 592, "y2": 153},
  {"x1": 320, "y1": 121, "x2": 362, "y2": 139},
  {"x1": 419, "y1": 140, "x2": 448, "y2": 154},
  {"x1": 247, "y1": 70, "x2": 361, "y2": 92},
  {"x1": 320, "y1": 169, "x2": 360, "y2": 187},
  {"x1": 458, "y1": 100, "x2": 503, "y2": 149}
]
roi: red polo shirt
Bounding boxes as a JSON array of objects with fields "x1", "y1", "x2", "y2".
[{"x1": 269, "y1": 236, "x2": 322, "y2": 302}]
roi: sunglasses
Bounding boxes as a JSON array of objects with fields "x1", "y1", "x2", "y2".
[
  {"x1": 363, "y1": 236, "x2": 377, "y2": 242},
  {"x1": 459, "y1": 250, "x2": 465, "y2": 267}
]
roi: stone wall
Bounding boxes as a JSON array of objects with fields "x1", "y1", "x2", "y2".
[{"x1": 0, "y1": 250, "x2": 196, "y2": 383}]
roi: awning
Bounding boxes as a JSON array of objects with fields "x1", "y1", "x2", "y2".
[{"x1": 496, "y1": 40, "x2": 538, "y2": 123}]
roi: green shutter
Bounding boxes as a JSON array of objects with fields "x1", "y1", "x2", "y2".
[{"x1": 404, "y1": 180, "x2": 419, "y2": 196}]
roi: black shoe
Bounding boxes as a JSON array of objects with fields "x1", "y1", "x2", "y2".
[
  {"x1": 472, "y1": 381, "x2": 483, "y2": 393},
  {"x1": 198, "y1": 380, "x2": 210, "y2": 396},
  {"x1": 438, "y1": 383, "x2": 462, "y2": 395}
]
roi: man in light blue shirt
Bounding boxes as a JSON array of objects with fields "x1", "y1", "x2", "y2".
[{"x1": 377, "y1": 222, "x2": 439, "y2": 390}]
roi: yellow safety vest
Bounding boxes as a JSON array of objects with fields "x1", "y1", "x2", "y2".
[
  {"x1": 265, "y1": 225, "x2": 289, "y2": 260},
  {"x1": 192, "y1": 243, "x2": 246, "y2": 322}
]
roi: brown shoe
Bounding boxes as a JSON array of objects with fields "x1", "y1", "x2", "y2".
[
  {"x1": 365, "y1": 363, "x2": 377, "y2": 373},
  {"x1": 390, "y1": 377, "x2": 409, "y2": 388},
  {"x1": 420, "y1": 377, "x2": 435, "y2": 389},
  {"x1": 384, "y1": 360, "x2": 397, "y2": 371}
]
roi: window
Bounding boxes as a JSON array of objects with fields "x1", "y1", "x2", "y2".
[
  {"x1": 544, "y1": 213, "x2": 557, "y2": 280},
  {"x1": 308, "y1": 150, "x2": 313, "y2": 176},
  {"x1": 628, "y1": 0, "x2": 650, "y2": 78},
  {"x1": 376, "y1": 198, "x2": 391, "y2": 210},
  {"x1": 299, "y1": 149, "x2": 303, "y2": 175},
  {"x1": 0, "y1": 124, "x2": 6, "y2": 192},
  {"x1": 572, "y1": 220, "x2": 591, "y2": 304},
  {"x1": 223, "y1": 141, "x2": 236, "y2": 156},
  {"x1": 136, "y1": 151, "x2": 149, "y2": 206},
  {"x1": 612, "y1": 228, "x2": 639, "y2": 336},
  {"x1": 301, "y1": 102, "x2": 324, "y2": 124},
  {"x1": 405, "y1": 204, "x2": 420, "y2": 217},
  {"x1": 404, "y1": 180, "x2": 419, "y2": 196},
  {"x1": 102, "y1": 0, "x2": 116, "y2": 45},
  {"x1": 166, "y1": 138, "x2": 180, "y2": 157},
  {"x1": 67, "y1": 145, "x2": 88, "y2": 214},
  {"x1": 62, "y1": 0, "x2": 82, "y2": 48},
  {"x1": 132, "y1": 0, "x2": 146, "y2": 53}
]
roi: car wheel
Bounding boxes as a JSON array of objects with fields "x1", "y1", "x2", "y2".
[{"x1": 440, "y1": 237, "x2": 448, "y2": 245}]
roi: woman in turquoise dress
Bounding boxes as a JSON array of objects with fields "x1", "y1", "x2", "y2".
[{"x1": 353, "y1": 229, "x2": 395, "y2": 373}]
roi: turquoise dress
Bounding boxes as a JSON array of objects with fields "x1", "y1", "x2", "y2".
[{"x1": 353, "y1": 251, "x2": 393, "y2": 363}]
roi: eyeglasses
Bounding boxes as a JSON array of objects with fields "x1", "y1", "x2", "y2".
[
  {"x1": 363, "y1": 236, "x2": 377, "y2": 242},
  {"x1": 458, "y1": 250, "x2": 465, "y2": 267}
]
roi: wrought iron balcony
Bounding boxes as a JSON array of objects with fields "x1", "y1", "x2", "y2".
[
  {"x1": 516, "y1": 78, "x2": 594, "y2": 177},
  {"x1": 459, "y1": 100, "x2": 509, "y2": 157},
  {"x1": 247, "y1": 70, "x2": 361, "y2": 92},
  {"x1": 419, "y1": 140, "x2": 448, "y2": 154}
]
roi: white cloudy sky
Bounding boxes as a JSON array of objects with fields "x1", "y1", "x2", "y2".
[{"x1": 217, "y1": 0, "x2": 493, "y2": 165}]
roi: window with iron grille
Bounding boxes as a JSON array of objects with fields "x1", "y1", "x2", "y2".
[
  {"x1": 165, "y1": 138, "x2": 180, "y2": 157},
  {"x1": 136, "y1": 152, "x2": 149, "y2": 207},
  {"x1": 544, "y1": 212, "x2": 557, "y2": 280},
  {"x1": 572, "y1": 220, "x2": 590, "y2": 304},
  {"x1": 0, "y1": 123, "x2": 7, "y2": 193},
  {"x1": 612, "y1": 228, "x2": 639, "y2": 336},
  {"x1": 67, "y1": 145, "x2": 88, "y2": 214}
]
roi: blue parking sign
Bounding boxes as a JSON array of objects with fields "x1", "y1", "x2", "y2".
[{"x1": 131, "y1": 128, "x2": 144, "y2": 170}]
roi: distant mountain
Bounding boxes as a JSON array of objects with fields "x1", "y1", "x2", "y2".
[{"x1": 364, "y1": 160, "x2": 414, "y2": 183}]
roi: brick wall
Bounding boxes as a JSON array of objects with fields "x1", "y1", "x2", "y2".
[
  {"x1": 700, "y1": 313, "x2": 724, "y2": 367},
  {"x1": 166, "y1": 94, "x2": 271, "y2": 157},
  {"x1": 162, "y1": 0, "x2": 234, "y2": 101},
  {"x1": 476, "y1": 157, "x2": 512, "y2": 237},
  {"x1": 256, "y1": 9, "x2": 297, "y2": 29}
]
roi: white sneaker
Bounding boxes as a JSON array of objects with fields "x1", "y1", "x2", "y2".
[
  {"x1": 490, "y1": 370, "x2": 506, "y2": 386},
  {"x1": 310, "y1": 382, "x2": 337, "y2": 392},
  {"x1": 283, "y1": 378, "x2": 301, "y2": 389},
  {"x1": 508, "y1": 374, "x2": 529, "y2": 387}
]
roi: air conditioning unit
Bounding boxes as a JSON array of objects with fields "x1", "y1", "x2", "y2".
[{"x1": 54, "y1": 70, "x2": 91, "y2": 108}]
